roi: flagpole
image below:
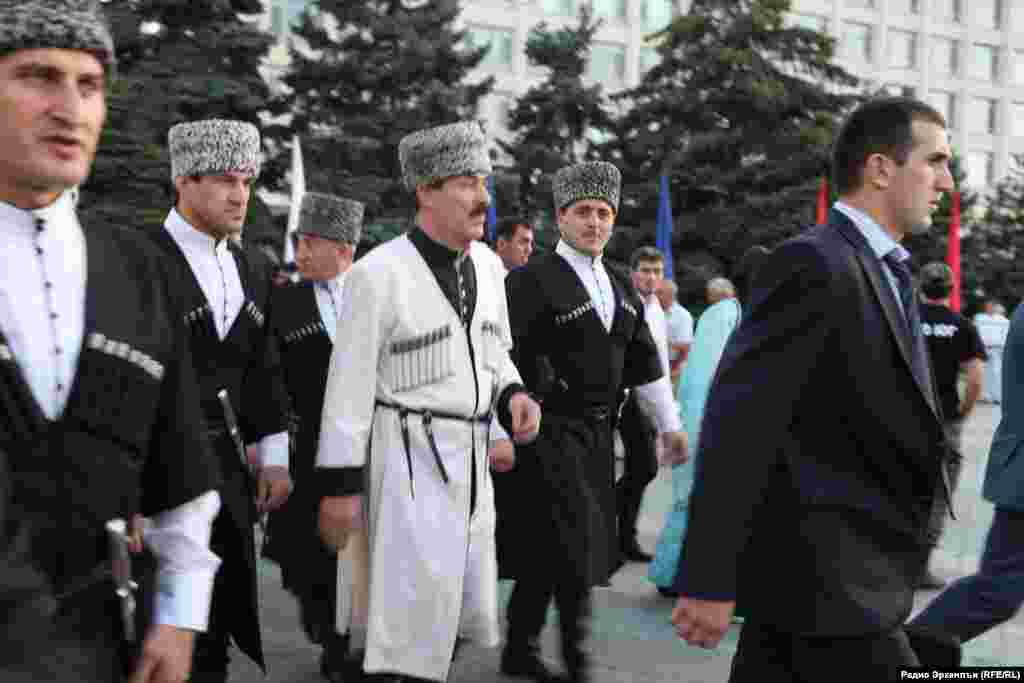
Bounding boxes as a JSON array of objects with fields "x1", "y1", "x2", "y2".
[
  {"x1": 816, "y1": 178, "x2": 828, "y2": 225},
  {"x1": 284, "y1": 135, "x2": 305, "y2": 271},
  {"x1": 947, "y1": 190, "x2": 962, "y2": 312},
  {"x1": 656, "y1": 173, "x2": 674, "y2": 278}
]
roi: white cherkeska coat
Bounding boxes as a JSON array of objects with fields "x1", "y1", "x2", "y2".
[{"x1": 318, "y1": 234, "x2": 522, "y2": 682}]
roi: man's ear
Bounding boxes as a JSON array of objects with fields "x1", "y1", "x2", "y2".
[{"x1": 865, "y1": 153, "x2": 892, "y2": 190}]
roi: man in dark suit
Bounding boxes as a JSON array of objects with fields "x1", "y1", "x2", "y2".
[
  {"x1": 670, "y1": 97, "x2": 957, "y2": 679},
  {"x1": 908, "y1": 299, "x2": 1024, "y2": 645}
]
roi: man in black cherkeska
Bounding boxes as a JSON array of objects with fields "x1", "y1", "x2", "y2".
[
  {"x1": 149, "y1": 118, "x2": 292, "y2": 682},
  {"x1": 0, "y1": 3, "x2": 221, "y2": 682},
  {"x1": 263, "y1": 192, "x2": 365, "y2": 682}
]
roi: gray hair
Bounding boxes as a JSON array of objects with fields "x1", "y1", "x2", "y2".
[{"x1": 706, "y1": 277, "x2": 736, "y2": 303}]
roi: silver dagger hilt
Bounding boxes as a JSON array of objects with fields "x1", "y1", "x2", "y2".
[{"x1": 106, "y1": 518, "x2": 138, "y2": 643}]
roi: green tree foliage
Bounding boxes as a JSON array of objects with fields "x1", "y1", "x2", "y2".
[
  {"x1": 609, "y1": 0, "x2": 859, "y2": 306},
  {"x1": 285, "y1": 0, "x2": 493, "y2": 247},
  {"x1": 497, "y1": 7, "x2": 615, "y2": 219},
  {"x1": 81, "y1": 0, "x2": 286, "y2": 244},
  {"x1": 967, "y1": 155, "x2": 1024, "y2": 310}
]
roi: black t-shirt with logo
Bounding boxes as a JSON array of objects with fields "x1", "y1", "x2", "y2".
[{"x1": 920, "y1": 302, "x2": 988, "y2": 421}]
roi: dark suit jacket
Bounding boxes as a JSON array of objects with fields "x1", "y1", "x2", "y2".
[
  {"x1": 983, "y1": 301, "x2": 1024, "y2": 510},
  {"x1": 674, "y1": 209, "x2": 951, "y2": 636}
]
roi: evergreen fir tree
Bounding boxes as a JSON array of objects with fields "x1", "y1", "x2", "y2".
[
  {"x1": 285, "y1": 0, "x2": 494, "y2": 247},
  {"x1": 496, "y1": 7, "x2": 615, "y2": 222},
  {"x1": 609, "y1": 0, "x2": 859, "y2": 302},
  {"x1": 81, "y1": 0, "x2": 287, "y2": 245}
]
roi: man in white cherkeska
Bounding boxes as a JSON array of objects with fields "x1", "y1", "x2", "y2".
[{"x1": 315, "y1": 121, "x2": 542, "y2": 683}]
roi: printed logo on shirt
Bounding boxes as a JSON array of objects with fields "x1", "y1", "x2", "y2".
[
  {"x1": 0, "y1": 343, "x2": 12, "y2": 362},
  {"x1": 283, "y1": 320, "x2": 327, "y2": 344},
  {"x1": 555, "y1": 301, "x2": 595, "y2": 326},
  {"x1": 245, "y1": 301, "x2": 265, "y2": 327},
  {"x1": 87, "y1": 332, "x2": 165, "y2": 381},
  {"x1": 922, "y1": 323, "x2": 957, "y2": 339}
]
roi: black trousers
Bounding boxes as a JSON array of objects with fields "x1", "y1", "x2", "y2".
[
  {"x1": 728, "y1": 620, "x2": 919, "y2": 682},
  {"x1": 506, "y1": 572, "x2": 591, "y2": 677},
  {"x1": 615, "y1": 393, "x2": 658, "y2": 544}
]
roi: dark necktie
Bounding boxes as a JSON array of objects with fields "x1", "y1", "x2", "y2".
[{"x1": 883, "y1": 251, "x2": 932, "y2": 398}]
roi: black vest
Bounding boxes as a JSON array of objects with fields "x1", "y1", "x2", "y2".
[{"x1": 0, "y1": 225, "x2": 218, "y2": 592}]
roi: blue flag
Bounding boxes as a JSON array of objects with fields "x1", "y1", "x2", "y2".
[
  {"x1": 656, "y1": 173, "x2": 674, "y2": 277},
  {"x1": 485, "y1": 175, "x2": 498, "y2": 243}
]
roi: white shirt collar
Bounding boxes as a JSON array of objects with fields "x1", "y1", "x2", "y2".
[
  {"x1": 164, "y1": 208, "x2": 230, "y2": 254},
  {"x1": 555, "y1": 239, "x2": 603, "y2": 267},
  {"x1": 0, "y1": 191, "x2": 77, "y2": 235},
  {"x1": 834, "y1": 201, "x2": 909, "y2": 263}
]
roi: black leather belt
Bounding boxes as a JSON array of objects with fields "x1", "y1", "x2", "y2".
[
  {"x1": 374, "y1": 400, "x2": 491, "y2": 498},
  {"x1": 546, "y1": 403, "x2": 615, "y2": 423}
]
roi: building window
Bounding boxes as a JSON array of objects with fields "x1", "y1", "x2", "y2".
[
  {"x1": 1014, "y1": 50, "x2": 1024, "y2": 86},
  {"x1": 967, "y1": 97, "x2": 998, "y2": 135},
  {"x1": 934, "y1": 0, "x2": 962, "y2": 23},
  {"x1": 931, "y1": 37, "x2": 959, "y2": 77},
  {"x1": 888, "y1": 30, "x2": 916, "y2": 69},
  {"x1": 929, "y1": 90, "x2": 957, "y2": 129},
  {"x1": 969, "y1": 44, "x2": 999, "y2": 81},
  {"x1": 967, "y1": 150, "x2": 995, "y2": 187},
  {"x1": 588, "y1": 43, "x2": 626, "y2": 82},
  {"x1": 592, "y1": 0, "x2": 626, "y2": 20},
  {"x1": 542, "y1": 0, "x2": 576, "y2": 16},
  {"x1": 641, "y1": 0, "x2": 674, "y2": 33},
  {"x1": 970, "y1": 0, "x2": 1002, "y2": 30},
  {"x1": 1012, "y1": 102, "x2": 1024, "y2": 137},
  {"x1": 845, "y1": 0, "x2": 874, "y2": 9},
  {"x1": 788, "y1": 13, "x2": 828, "y2": 32},
  {"x1": 465, "y1": 27, "x2": 514, "y2": 69},
  {"x1": 842, "y1": 22, "x2": 873, "y2": 63},
  {"x1": 639, "y1": 47, "x2": 660, "y2": 74},
  {"x1": 888, "y1": 0, "x2": 919, "y2": 14}
]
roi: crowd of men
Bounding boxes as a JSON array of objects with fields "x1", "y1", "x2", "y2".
[{"x1": 4, "y1": 4, "x2": 1024, "y2": 683}]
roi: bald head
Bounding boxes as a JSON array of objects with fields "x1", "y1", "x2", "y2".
[{"x1": 706, "y1": 277, "x2": 736, "y2": 304}]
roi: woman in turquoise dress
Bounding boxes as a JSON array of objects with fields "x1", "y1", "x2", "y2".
[{"x1": 648, "y1": 296, "x2": 742, "y2": 593}]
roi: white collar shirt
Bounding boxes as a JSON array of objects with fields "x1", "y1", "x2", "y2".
[{"x1": 555, "y1": 240, "x2": 615, "y2": 331}]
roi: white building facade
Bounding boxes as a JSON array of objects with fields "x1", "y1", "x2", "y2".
[{"x1": 263, "y1": 0, "x2": 1024, "y2": 190}]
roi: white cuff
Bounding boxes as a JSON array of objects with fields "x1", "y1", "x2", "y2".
[
  {"x1": 490, "y1": 416, "x2": 510, "y2": 443},
  {"x1": 634, "y1": 376, "x2": 683, "y2": 433},
  {"x1": 257, "y1": 431, "x2": 289, "y2": 469},
  {"x1": 153, "y1": 566, "x2": 220, "y2": 632}
]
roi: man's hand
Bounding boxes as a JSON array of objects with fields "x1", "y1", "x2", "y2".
[
  {"x1": 129, "y1": 624, "x2": 195, "y2": 683},
  {"x1": 256, "y1": 465, "x2": 293, "y2": 513},
  {"x1": 509, "y1": 392, "x2": 541, "y2": 444},
  {"x1": 659, "y1": 430, "x2": 688, "y2": 466},
  {"x1": 671, "y1": 597, "x2": 735, "y2": 649},
  {"x1": 319, "y1": 495, "x2": 362, "y2": 552},
  {"x1": 488, "y1": 439, "x2": 515, "y2": 473}
]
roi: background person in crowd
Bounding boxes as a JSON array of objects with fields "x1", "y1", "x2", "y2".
[
  {"x1": 494, "y1": 216, "x2": 534, "y2": 273},
  {"x1": 263, "y1": 193, "x2": 365, "y2": 683},
  {"x1": 704, "y1": 277, "x2": 735, "y2": 306},
  {"x1": 974, "y1": 300, "x2": 1010, "y2": 404},
  {"x1": 655, "y1": 279, "x2": 692, "y2": 395},
  {"x1": 916, "y1": 262, "x2": 986, "y2": 591},
  {"x1": 670, "y1": 97, "x2": 957, "y2": 677},
  {"x1": 316, "y1": 121, "x2": 540, "y2": 683},
  {"x1": 908, "y1": 298, "x2": 1024, "y2": 648},
  {"x1": 150, "y1": 119, "x2": 293, "y2": 682},
  {"x1": 497, "y1": 161, "x2": 687, "y2": 683},
  {"x1": 616, "y1": 247, "x2": 672, "y2": 564},
  {"x1": 0, "y1": 3, "x2": 222, "y2": 681}
]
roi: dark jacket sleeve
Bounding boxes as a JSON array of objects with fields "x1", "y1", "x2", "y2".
[{"x1": 673, "y1": 239, "x2": 833, "y2": 600}]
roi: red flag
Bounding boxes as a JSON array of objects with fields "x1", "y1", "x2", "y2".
[
  {"x1": 816, "y1": 178, "x2": 828, "y2": 225},
  {"x1": 946, "y1": 191, "x2": 961, "y2": 312}
]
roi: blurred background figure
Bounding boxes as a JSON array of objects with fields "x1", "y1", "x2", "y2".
[
  {"x1": 705, "y1": 277, "x2": 736, "y2": 306},
  {"x1": 493, "y1": 216, "x2": 534, "y2": 273},
  {"x1": 974, "y1": 301, "x2": 1010, "y2": 404},
  {"x1": 656, "y1": 279, "x2": 693, "y2": 395}
]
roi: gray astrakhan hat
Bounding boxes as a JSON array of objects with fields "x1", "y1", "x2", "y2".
[
  {"x1": 552, "y1": 161, "x2": 622, "y2": 213},
  {"x1": 296, "y1": 193, "x2": 364, "y2": 245},
  {"x1": 168, "y1": 119, "x2": 262, "y2": 180},
  {"x1": 398, "y1": 121, "x2": 492, "y2": 191},
  {"x1": 0, "y1": 0, "x2": 115, "y2": 69}
]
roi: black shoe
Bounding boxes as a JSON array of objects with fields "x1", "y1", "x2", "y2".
[
  {"x1": 656, "y1": 586, "x2": 679, "y2": 598},
  {"x1": 917, "y1": 570, "x2": 947, "y2": 590},
  {"x1": 620, "y1": 539, "x2": 653, "y2": 563},
  {"x1": 501, "y1": 643, "x2": 557, "y2": 681}
]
